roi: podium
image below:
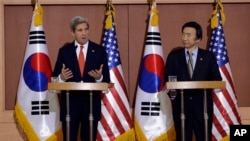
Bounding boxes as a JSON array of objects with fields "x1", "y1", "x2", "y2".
[
  {"x1": 48, "y1": 82, "x2": 113, "y2": 141},
  {"x1": 166, "y1": 81, "x2": 226, "y2": 141}
]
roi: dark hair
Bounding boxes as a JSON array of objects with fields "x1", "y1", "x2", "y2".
[{"x1": 182, "y1": 21, "x2": 202, "y2": 40}]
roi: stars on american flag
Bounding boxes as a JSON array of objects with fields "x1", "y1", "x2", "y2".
[
  {"x1": 102, "y1": 27, "x2": 121, "y2": 69},
  {"x1": 209, "y1": 13, "x2": 229, "y2": 67}
]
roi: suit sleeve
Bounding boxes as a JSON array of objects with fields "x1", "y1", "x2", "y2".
[
  {"x1": 209, "y1": 52, "x2": 222, "y2": 81},
  {"x1": 52, "y1": 48, "x2": 63, "y2": 77},
  {"x1": 100, "y1": 47, "x2": 110, "y2": 83},
  {"x1": 165, "y1": 52, "x2": 176, "y2": 82}
]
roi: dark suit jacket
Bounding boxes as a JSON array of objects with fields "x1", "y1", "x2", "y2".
[
  {"x1": 165, "y1": 47, "x2": 222, "y2": 120},
  {"x1": 52, "y1": 40, "x2": 110, "y2": 121}
]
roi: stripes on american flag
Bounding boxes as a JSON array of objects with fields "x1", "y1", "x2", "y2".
[
  {"x1": 209, "y1": 3, "x2": 241, "y2": 141},
  {"x1": 96, "y1": 15, "x2": 133, "y2": 140}
]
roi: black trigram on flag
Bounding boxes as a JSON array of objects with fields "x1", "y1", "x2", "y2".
[
  {"x1": 145, "y1": 32, "x2": 161, "y2": 46},
  {"x1": 29, "y1": 31, "x2": 46, "y2": 44},
  {"x1": 140, "y1": 101, "x2": 160, "y2": 116},
  {"x1": 31, "y1": 100, "x2": 49, "y2": 115}
]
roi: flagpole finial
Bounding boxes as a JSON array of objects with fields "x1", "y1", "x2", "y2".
[
  {"x1": 34, "y1": 3, "x2": 43, "y2": 26},
  {"x1": 149, "y1": 0, "x2": 158, "y2": 26},
  {"x1": 31, "y1": 0, "x2": 38, "y2": 4},
  {"x1": 107, "y1": 0, "x2": 112, "y2": 5},
  {"x1": 148, "y1": 0, "x2": 155, "y2": 4},
  {"x1": 211, "y1": 1, "x2": 225, "y2": 29},
  {"x1": 105, "y1": 0, "x2": 115, "y2": 29}
]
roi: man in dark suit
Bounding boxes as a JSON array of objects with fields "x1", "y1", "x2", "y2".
[
  {"x1": 52, "y1": 16, "x2": 110, "y2": 141},
  {"x1": 164, "y1": 21, "x2": 222, "y2": 141}
]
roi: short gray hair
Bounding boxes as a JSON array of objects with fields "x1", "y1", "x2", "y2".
[{"x1": 70, "y1": 16, "x2": 89, "y2": 32}]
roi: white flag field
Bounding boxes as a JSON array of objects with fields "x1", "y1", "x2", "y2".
[{"x1": 14, "y1": 3, "x2": 62, "y2": 141}]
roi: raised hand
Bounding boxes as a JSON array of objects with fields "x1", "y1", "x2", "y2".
[
  {"x1": 88, "y1": 64, "x2": 103, "y2": 80},
  {"x1": 60, "y1": 64, "x2": 73, "y2": 81}
]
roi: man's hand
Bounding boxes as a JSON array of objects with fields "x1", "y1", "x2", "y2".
[
  {"x1": 88, "y1": 64, "x2": 103, "y2": 80},
  {"x1": 60, "y1": 64, "x2": 73, "y2": 81}
]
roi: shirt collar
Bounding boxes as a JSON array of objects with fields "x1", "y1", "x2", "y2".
[
  {"x1": 185, "y1": 46, "x2": 198, "y2": 56},
  {"x1": 74, "y1": 40, "x2": 89, "y2": 48}
]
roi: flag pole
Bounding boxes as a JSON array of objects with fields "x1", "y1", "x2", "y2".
[{"x1": 107, "y1": 0, "x2": 111, "y2": 10}]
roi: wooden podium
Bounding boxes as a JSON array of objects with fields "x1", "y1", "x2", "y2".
[
  {"x1": 48, "y1": 82, "x2": 113, "y2": 141},
  {"x1": 166, "y1": 81, "x2": 226, "y2": 141}
]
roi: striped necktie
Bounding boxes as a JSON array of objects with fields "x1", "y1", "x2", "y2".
[{"x1": 187, "y1": 51, "x2": 193, "y2": 78}]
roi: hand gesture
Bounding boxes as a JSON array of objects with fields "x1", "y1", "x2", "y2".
[
  {"x1": 88, "y1": 64, "x2": 103, "y2": 80},
  {"x1": 60, "y1": 64, "x2": 73, "y2": 81}
]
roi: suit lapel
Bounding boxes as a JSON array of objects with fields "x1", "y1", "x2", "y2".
[
  {"x1": 180, "y1": 49, "x2": 191, "y2": 80},
  {"x1": 192, "y1": 48, "x2": 203, "y2": 80},
  {"x1": 84, "y1": 41, "x2": 97, "y2": 77},
  {"x1": 69, "y1": 42, "x2": 82, "y2": 79}
]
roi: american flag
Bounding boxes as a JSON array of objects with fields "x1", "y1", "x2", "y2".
[
  {"x1": 209, "y1": 2, "x2": 241, "y2": 141},
  {"x1": 97, "y1": 1, "x2": 135, "y2": 140}
]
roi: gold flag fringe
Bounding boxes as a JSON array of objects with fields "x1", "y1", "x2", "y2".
[
  {"x1": 114, "y1": 129, "x2": 136, "y2": 141},
  {"x1": 134, "y1": 117, "x2": 147, "y2": 141},
  {"x1": 15, "y1": 103, "x2": 40, "y2": 141},
  {"x1": 154, "y1": 124, "x2": 176, "y2": 141},
  {"x1": 45, "y1": 129, "x2": 63, "y2": 141},
  {"x1": 211, "y1": 2, "x2": 225, "y2": 29},
  {"x1": 15, "y1": 103, "x2": 62, "y2": 141},
  {"x1": 34, "y1": 3, "x2": 43, "y2": 27},
  {"x1": 220, "y1": 135, "x2": 230, "y2": 141}
]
